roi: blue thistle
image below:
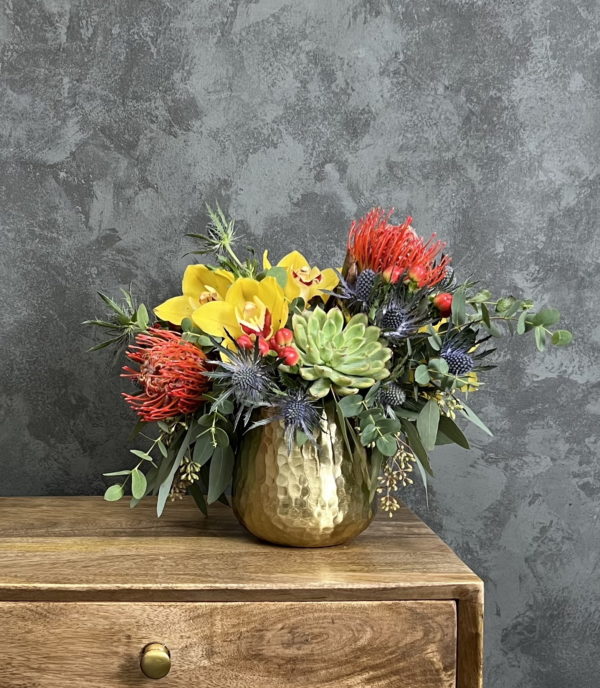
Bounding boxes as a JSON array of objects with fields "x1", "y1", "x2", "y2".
[
  {"x1": 334, "y1": 269, "x2": 378, "y2": 312},
  {"x1": 378, "y1": 300, "x2": 429, "y2": 340},
  {"x1": 441, "y1": 347, "x2": 474, "y2": 376},
  {"x1": 440, "y1": 328, "x2": 493, "y2": 377},
  {"x1": 277, "y1": 389, "x2": 322, "y2": 451},
  {"x1": 377, "y1": 382, "x2": 406, "y2": 409},
  {"x1": 250, "y1": 389, "x2": 322, "y2": 452},
  {"x1": 205, "y1": 342, "x2": 273, "y2": 425}
]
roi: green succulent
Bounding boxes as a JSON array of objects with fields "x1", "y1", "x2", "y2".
[{"x1": 291, "y1": 307, "x2": 392, "y2": 398}]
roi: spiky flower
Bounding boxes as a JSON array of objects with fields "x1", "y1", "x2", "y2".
[
  {"x1": 378, "y1": 382, "x2": 406, "y2": 408},
  {"x1": 377, "y1": 283, "x2": 430, "y2": 340},
  {"x1": 122, "y1": 328, "x2": 210, "y2": 421},
  {"x1": 274, "y1": 389, "x2": 322, "y2": 450},
  {"x1": 440, "y1": 328, "x2": 492, "y2": 378},
  {"x1": 443, "y1": 350, "x2": 474, "y2": 376},
  {"x1": 292, "y1": 307, "x2": 392, "y2": 398},
  {"x1": 333, "y1": 269, "x2": 376, "y2": 313},
  {"x1": 345, "y1": 207, "x2": 450, "y2": 288},
  {"x1": 354, "y1": 269, "x2": 377, "y2": 304},
  {"x1": 205, "y1": 342, "x2": 273, "y2": 424}
]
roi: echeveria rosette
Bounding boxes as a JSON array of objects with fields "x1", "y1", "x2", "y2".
[{"x1": 290, "y1": 307, "x2": 393, "y2": 398}]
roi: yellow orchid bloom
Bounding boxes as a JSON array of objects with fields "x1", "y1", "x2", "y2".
[
  {"x1": 263, "y1": 250, "x2": 339, "y2": 302},
  {"x1": 192, "y1": 276, "x2": 288, "y2": 347},
  {"x1": 154, "y1": 265, "x2": 234, "y2": 326}
]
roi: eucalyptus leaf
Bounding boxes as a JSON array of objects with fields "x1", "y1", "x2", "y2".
[
  {"x1": 415, "y1": 364, "x2": 431, "y2": 385},
  {"x1": 533, "y1": 308, "x2": 560, "y2": 327},
  {"x1": 534, "y1": 325, "x2": 546, "y2": 352},
  {"x1": 551, "y1": 329, "x2": 572, "y2": 346},
  {"x1": 207, "y1": 445, "x2": 234, "y2": 504},
  {"x1": 428, "y1": 358, "x2": 449, "y2": 376},
  {"x1": 157, "y1": 427, "x2": 192, "y2": 516},
  {"x1": 131, "y1": 468, "x2": 147, "y2": 499},
  {"x1": 437, "y1": 415, "x2": 470, "y2": 449},
  {"x1": 360, "y1": 424, "x2": 378, "y2": 445},
  {"x1": 416, "y1": 400, "x2": 440, "y2": 451},
  {"x1": 188, "y1": 483, "x2": 208, "y2": 516},
  {"x1": 460, "y1": 402, "x2": 493, "y2": 437},
  {"x1": 193, "y1": 437, "x2": 214, "y2": 466},
  {"x1": 103, "y1": 470, "x2": 131, "y2": 477},
  {"x1": 517, "y1": 309, "x2": 528, "y2": 335},
  {"x1": 130, "y1": 449, "x2": 152, "y2": 461},
  {"x1": 376, "y1": 434, "x2": 397, "y2": 456},
  {"x1": 451, "y1": 286, "x2": 466, "y2": 325},
  {"x1": 401, "y1": 419, "x2": 434, "y2": 476},
  {"x1": 104, "y1": 484, "x2": 125, "y2": 502},
  {"x1": 338, "y1": 394, "x2": 363, "y2": 418}
]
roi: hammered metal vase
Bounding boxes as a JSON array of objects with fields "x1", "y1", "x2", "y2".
[{"x1": 232, "y1": 403, "x2": 376, "y2": 547}]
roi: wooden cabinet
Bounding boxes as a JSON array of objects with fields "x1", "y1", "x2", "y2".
[{"x1": 0, "y1": 497, "x2": 483, "y2": 687}]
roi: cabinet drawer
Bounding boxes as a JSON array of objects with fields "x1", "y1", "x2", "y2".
[{"x1": 2, "y1": 601, "x2": 456, "y2": 687}]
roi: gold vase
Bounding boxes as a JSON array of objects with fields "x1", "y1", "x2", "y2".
[{"x1": 232, "y1": 402, "x2": 376, "y2": 547}]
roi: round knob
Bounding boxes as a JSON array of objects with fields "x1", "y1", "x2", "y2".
[{"x1": 140, "y1": 642, "x2": 171, "y2": 679}]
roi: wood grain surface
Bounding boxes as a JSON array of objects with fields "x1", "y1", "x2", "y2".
[
  {"x1": 0, "y1": 600, "x2": 457, "y2": 687},
  {"x1": 0, "y1": 497, "x2": 483, "y2": 687},
  {"x1": 0, "y1": 497, "x2": 482, "y2": 603}
]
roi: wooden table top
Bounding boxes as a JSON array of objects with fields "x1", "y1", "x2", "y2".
[{"x1": 0, "y1": 497, "x2": 482, "y2": 603}]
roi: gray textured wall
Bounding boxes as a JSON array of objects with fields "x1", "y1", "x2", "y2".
[{"x1": 1, "y1": 1, "x2": 598, "y2": 685}]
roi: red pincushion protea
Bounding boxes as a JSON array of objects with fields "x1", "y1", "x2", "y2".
[
  {"x1": 345, "y1": 207, "x2": 450, "y2": 287},
  {"x1": 121, "y1": 328, "x2": 210, "y2": 421}
]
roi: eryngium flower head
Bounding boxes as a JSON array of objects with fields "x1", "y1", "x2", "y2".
[
  {"x1": 377, "y1": 382, "x2": 406, "y2": 409},
  {"x1": 276, "y1": 389, "x2": 321, "y2": 450},
  {"x1": 121, "y1": 328, "x2": 210, "y2": 421},
  {"x1": 206, "y1": 343, "x2": 273, "y2": 422}
]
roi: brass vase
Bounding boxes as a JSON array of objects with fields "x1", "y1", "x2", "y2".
[{"x1": 232, "y1": 403, "x2": 376, "y2": 547}]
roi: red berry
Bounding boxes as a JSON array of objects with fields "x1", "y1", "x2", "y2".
[
  {"x1": 382, "y1": 265, "x2": 403, "y2": 284},
  {"x1": 257, "y1": 337, "x2": 270, "y2": 357},
  {"x1": 236, "y1": 334, "x2": 254, "y2": 350},
  {"x1": 280, "y1": 346, "x2": 300, "y2": 366},
  {"x1": 406, "y1": 264, "x2": 428, "y2": 287},
  {"x1": 433, "y1": 292, "x2": 453, "y2": 317},
  {"x1": 274, "y1": 327, "x2": 294, "y2": 347}
]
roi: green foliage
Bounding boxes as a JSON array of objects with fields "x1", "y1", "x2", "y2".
[
  {"x1": 186, "y1": 203, "x2": 258, "y2": 278},
  {"x1": 83, "y1": 289, "x2": 150, "y2": 353}
]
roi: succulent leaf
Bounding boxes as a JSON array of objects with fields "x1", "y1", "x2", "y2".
[{"x1": 292, "y1": 307, "x2": 392, "y2": 398}]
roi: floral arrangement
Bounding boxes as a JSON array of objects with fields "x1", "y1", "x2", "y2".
[{"x1": 86, "y1": 205, "x2": 571, "y2": 517}]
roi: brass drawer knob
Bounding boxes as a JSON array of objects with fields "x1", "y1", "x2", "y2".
[{"x1": 140, "y1": 642, "x2": 171, "y2": 679}]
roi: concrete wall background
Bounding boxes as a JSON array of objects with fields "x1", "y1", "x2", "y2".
[{"x1": 1, "y1": 1, "x2": 598, "y2": 685}]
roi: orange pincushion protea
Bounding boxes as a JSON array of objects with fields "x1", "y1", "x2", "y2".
[
  {"x1": 122, "y1": 328, "x2": 210, "y2": 421},
  {"x1": 346, "y1": 208, "x2": 450, "y2": 287}
]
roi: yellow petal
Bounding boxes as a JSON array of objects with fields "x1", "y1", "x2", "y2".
[
  {"x1": 154, "y1": 295, "x2": 194, "y2": 326},
  {"x1": 183, "y1": 264, "x2": 233, "y2": 300},
  {"x1": 262, "y1": 250, "x2": 272, "y2": 270},
  {"x1": 316, "y1": 267, "x2": 340, "y2": 303},
  {"x1": 226, "y1": 277, "x2": 262, "y2": 306},
  {"x1": 257, "y1": 276, "x2": 289, "y2": 334},
  {"x1": 192, "y1": 301, "x2": 241, "y2": 339},
  {"x1": 320, "y1": 268, "x2": 340, "y2": 292},
  {"x1": 213, "y1": 268, "x2": 235, "y2": 285},
  {"x1": 277, "y1": 250, "x2": 308, "y2": 271}
]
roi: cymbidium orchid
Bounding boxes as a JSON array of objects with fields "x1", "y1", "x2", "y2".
[
  {"x1": 263, "y1": 250, "x2": 339, "y2": 302},
  {"x1": 154, "y1": 264, "x2": 234, "y2": 326},
  {"x1": 191, "y1": 276, "x2": 288, "y2": 350}
]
